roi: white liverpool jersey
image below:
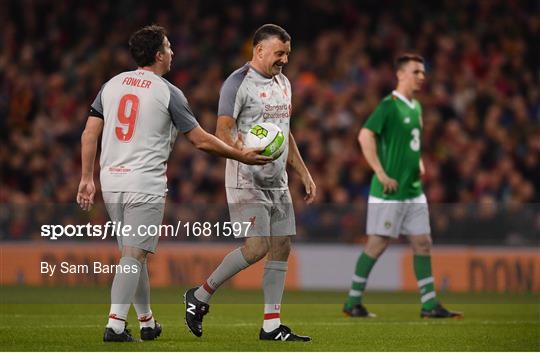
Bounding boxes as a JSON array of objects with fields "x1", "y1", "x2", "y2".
[
  {"x1": 218, "y1": 63, "x2": 292, "y2": 190},
  {"x1": 90, "y1": 69, "x2": 199, "y2": 196}
]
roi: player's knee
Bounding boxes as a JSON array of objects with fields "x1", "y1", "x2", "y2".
[
  {"x1": 242, "y1": 239, "x2": 269, "y2": 264},
  {"x1": 246, "y1": 247, "x2": 268, "y2": 264},
  {"x1": 268, "y1": 237, "x2": 291, "y2": 261},
  {"x1": 122, "y1": 246, "x2": 148, "y2": 263},
  {"x1": 365, "y1": 236, "x2": 389, "y2": 258}
]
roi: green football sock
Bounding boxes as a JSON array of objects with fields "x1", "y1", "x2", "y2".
[
  {"x1": 414, "y1": 255, "x2": 438, "y2": 310},
  {"x1": 344, "y1": 252, "x2": 377, "y2": 309}
]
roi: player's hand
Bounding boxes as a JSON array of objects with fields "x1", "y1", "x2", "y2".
[
  {"x1": 302, "y1": 174, "x2": 316, "y2": 204},
  {"x1": 376, "y1": 172, "x2": 398, "y2": 194},
  {"x1": 77, "y1": 178, "x2": 96, "y2": 211},
  {"x1": 235, "y1": 134, "x2": 273, "y2": 165},
  {"x1": 239, "y1": 147, "x2": 273, "y2": 165}
]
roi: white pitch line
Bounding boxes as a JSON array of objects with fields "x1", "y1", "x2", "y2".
[{"x1": 205, "y1": 320, "x2": 539, "y2": 327}]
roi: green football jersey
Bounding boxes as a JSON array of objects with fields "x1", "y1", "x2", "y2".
[{"x1": 363, "y1": 91, "x2": 423, "y2": 200}]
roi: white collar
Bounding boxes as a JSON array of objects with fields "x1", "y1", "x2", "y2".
[{"x1": 392, "y1": 90, "x2": 415, "y2": 109}]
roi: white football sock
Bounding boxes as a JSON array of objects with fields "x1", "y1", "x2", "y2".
[
  {"x1": 133, "y1": 263, "x2": 155, "y2": 328},
  {"x1": 262, "y1": 261, "x2": 288, "y2": 332},
  {"x1": 137, "y1": 311, "x2": 155, "y2": 329},
  {"x1": 194, "y1": 248, "x2": 249, "y2": 303},
  {"x1": 106, "y1": 257, "x2": 142, "y2": 334}
]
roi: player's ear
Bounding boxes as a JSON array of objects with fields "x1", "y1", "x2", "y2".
[
  {"x1": 396, "y1": 68, "x2": 404, "y2": 81},
  {"x1": 255, "y1": 43, "x2": 264, "y2": 59},
  {"x1": 155, "y1": 50, "x2": 163, "y2": 63}
]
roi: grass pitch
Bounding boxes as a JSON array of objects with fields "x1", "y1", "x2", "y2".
[{"x1": 0, "y1": 286, "x2": 538, "y2": 351}]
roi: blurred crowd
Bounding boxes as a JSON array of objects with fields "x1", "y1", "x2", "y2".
[{"x1": 1, "y1": 0, "x2": 539, "y2": 244}]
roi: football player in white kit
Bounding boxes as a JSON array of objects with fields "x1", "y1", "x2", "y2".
[
  {"x1": 76, "y1": 25, "x2": 271, "y2": 342},
  {"x1": 184, "y1": 24, "x2": 316, "y2": 342}
]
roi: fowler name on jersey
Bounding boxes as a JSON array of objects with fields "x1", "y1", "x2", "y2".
[{"x1": 121, "y1": 76, "x2": 152, "y2": 89}]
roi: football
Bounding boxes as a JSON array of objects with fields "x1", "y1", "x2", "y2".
[{"x1": 245, "y1": 122, "x2": 286, "y2": 159}]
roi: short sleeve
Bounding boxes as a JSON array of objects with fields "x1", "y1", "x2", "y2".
[
  {"x1": 168, "y1": 86, "x2": 199, "y2": 133},
  {"x1": 90, "y1": 85, "x2": 105, "y2": 118},
  {"x1": 217, "y1": 66, "x2": 248, "y2": 119},
  {"x1": 364, "y1": 100, "x2": 391, "y2": 134}
]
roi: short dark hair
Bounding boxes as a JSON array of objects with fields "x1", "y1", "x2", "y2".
[
  {"x1": 395, "y1": 53, "x2": 425, "y2": 70},
  {"x1": 253, "y1": 24, "x2": 291, "y2": 47},
  {"x1": 129, "y1": 25, "x2": 167, "y2": 67}
]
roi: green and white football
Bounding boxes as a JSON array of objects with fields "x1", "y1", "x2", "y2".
[{"x1": 246, "y1": 122, "x2": 285, "y2": 159}]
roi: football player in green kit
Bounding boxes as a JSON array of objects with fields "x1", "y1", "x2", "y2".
[{"x1": 344, "y1": 54, "x2": 463, "y2": 319}]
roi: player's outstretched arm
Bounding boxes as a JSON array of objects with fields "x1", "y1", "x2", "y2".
[
  {"x1": 185, "y1": 125, "x2": 272, "y2": 165},
  {"x1": 358, "y1": 128, "x2": 398, "y2": 194},
  {"x1": 287, "y1": 132, "x2": 316, "y2": 203},
  {"x1": 77, "y1": 116, "x2": 103, "y2": 211}
]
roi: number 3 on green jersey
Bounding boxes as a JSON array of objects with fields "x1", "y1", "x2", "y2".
[{"x1": 410, "y1": 128, "x2": 420, "y2": 151}]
